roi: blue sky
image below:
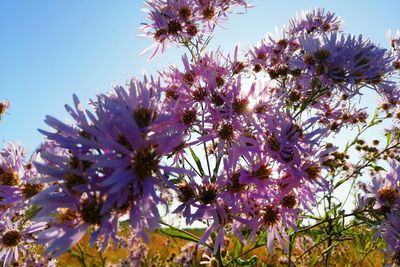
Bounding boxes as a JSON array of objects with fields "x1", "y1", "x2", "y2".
[{"x1": 1, "y1": 0, "x2": 399, "y2": 153}]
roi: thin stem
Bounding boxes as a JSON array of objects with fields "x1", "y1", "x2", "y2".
[
  {"x1": 225, "y1": 243, "x2": 265, "y2": 266},
  {"x1": 77, "y1": 242, "x2": 88, "y2": 267},
  {"x1": 159, "y1": 221, "x2": 212, "y2": 250},
  {"x1": 334, "y1": 141, "x2": 400, "y2": 189},
  {"x1": 203, "y1": 141, "x2": 212, "y2": 177},
  {"x1": 184, "y1": 158, "x2": 202, "y2": 177},
  {"x1": 294, "y1": 222, "x2": 365, "y2": 264}
]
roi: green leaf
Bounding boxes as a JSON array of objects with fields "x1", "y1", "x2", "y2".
[
  {"x1": 372, "y1": 165, "x2": 386, "y2": 172},
  {"x1": 303, "y1": 214, "x2": 323, "y2": 221},
  {"x1": 189, "y1": 147, "x2": 205, "y2": 176},
  {"x1": 237, "y1": 255, "x2": 258, "y2": 266},
  {"x1": 233, "y1": 238, "x2": 242, "y2": 259},
  {"x1": 159, "y1": 228, "x2": 201, "y2": 244},
  {"x1": 24, "y1": 205, "x2": 41, "y2": 221},
  {"x1": 325, "y1": 203, "x2": 341, "y2": 218},
  {"x1": 354, "y1": 213, "x2": 381, "y2": 226},
  {"x1": 386, "y1": 132, "x2": 392, "y2": 145}
]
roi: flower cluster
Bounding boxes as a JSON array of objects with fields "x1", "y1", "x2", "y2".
[
  {"x1": 360, "y1": 159, "x2": 400, "y2": 265},
  {"x1": 246, "y1": 9, "x2": 396, "y2": 133},
  {"x1": 0, "y1": 100, "x2": 10, "y2": 121},
  {"x1": 32, "y1": 76, "x2": 190, "y2": 257},
  {"x1": 140, "y1": 0, "x2": 251, "y2": 59},
  {"x1": 2, "y1": 3, "x2": 400, "y2": 266},
  {"x1": 0, "y1": 143, "x2": 49, "y2": 266}
]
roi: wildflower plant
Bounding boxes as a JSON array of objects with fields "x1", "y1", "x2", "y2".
[{"x1": 2, "y1": 1, "x2": 400, "y2": 266}]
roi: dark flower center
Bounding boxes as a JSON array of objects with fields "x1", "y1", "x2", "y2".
[
  {"x1": 392, "y1": 249, "x2": 400, "y2": 265},
  {"x1": 178, "y1": 6, "x2": 192, "y2": 20},
  {"x1": 202, "y1": 6, "x2": 215, "y2": 20},
  {"x1": 198, "y1": 184, "x2": 218, "y2": 205},
  {"x1": 81, "y1": 201, "x2": 103, "y2": 225},
  {"x1": 154, "y1": 28, "x2": 167, "y2": 42},
  {"x1": 211, "y1": 92, "x2": 224, "y2": 106},
  {"x1": 57, "y1": 208, "x2": 79, "y2": 223},
  {"x1": 305, "y1": 165, "x2": 320, "y2": 180},
  {"x1": 232, "y1": 62, "x2": 245, "y2": 74},
  {"x1": 182, "y1": 109, "x2": 197, "y2": 125},
  {"x1": 378, "y1": 187, "x2": 399, "y2": 205},
  {"x1": 252, "y1": 164, "x2": 272, "y2": 180},
  {"x1": 314, "y1": 49, "x2": 331, "y2": 62},
  {"x1": 167, "y1": 20, "x2": 182, "y2": 35},
  {"x1": 215, "y1": 75, "x2": 225, "y2": 87},
  {"x1": 22, "y1": 183, "x2": 44, "y2": 199},
  {"x1": 133, "y1": 106, "x2": 156, "y2": 128},
  {"x1": 263, "y1": 205, "x2": 281, "y2": 227},
  {"x1": 0, "y1": 170, "x2": 20, "y2": 186},
  {"x1": 218, "y1": 123, "x2": 234, "y2": 141},
  {"x1": 227, "y1": 172, "x2": 245, "y2": 193},
  {"x1": 165, "y1": 88, "x2": 179, "y2": 100},
  {"x1": 267, "y1": 135, "x2": 281, "y2": 151},
  {"x1": 2, "y1": 230, "x2": 22, "y2": 247},
  {"x1": 64, "y1": 173, "x2": 86, "y2": 192},
  {"x1": 193, "y1": 87, "x2": 206, "y2": 101},
  {"x1": 304, "y1": 53, "x2": 315, "y2": 65},
  {"x1": 281, "y1": 192, "x2": 297, "y2": 209},
  {"x1": 253, "y1": 64, "x2": 262, "y2": 73},
  {"x1": 131, "y1": 147, "x2": 160, "y2": 179},
  {"x1": 178, "y1": 184, "x2": 196, "y2": 202},
  {"x1": 232, "y1": 98, "x2": 249, "y2": 114},
  {"x1": 186, "y1": 24, "x2": 199, "y2": 36},
  {"x1": 183, "y1": 72, "x2": 195, "y2": 85}
]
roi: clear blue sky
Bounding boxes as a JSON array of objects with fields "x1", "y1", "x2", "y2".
[{"x1": 1, "y1": 0, "x2": 399, "y2": 153}]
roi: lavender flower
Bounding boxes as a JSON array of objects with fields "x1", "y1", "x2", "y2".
[
  {"x1": 139, "y1": 0, "x2": 251, "y2": 60},
  {"x1": 0, "y1": 218, "x2": 46, "y2": 266},
  {"x1": 0, "y1": 101, "x2": 10, "y2": 121}
]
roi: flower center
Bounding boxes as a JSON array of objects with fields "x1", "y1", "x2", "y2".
[
  {"x1": 178, "y1": 6, "x2": 191, "y2": 20},
  {"x1": 168, "y1": 20, "x2": 182, "y2": 35},
  {"x1": 2, "y1": 230, "x2": 22, "y2": 247},
  {"x1": 378, "y1": 187, "x2": 399, "y2": 205},
  {"x1": 202, "y1": 6, "x2": 215, "y2": 20},
  {"x1": 252, "y1": 164, "x2": 272, "y2": 180},
  {"x1": 0, "y1": 170, "x2": 20, "y2": 186},
  {"x1": 304, "y1": 164, "x2": 321, "y2": 180},
  {"x1": 22, "y1": 183, "x2": 44, "y2": 199},
  {"x1": 281, "y1": 192, "x2": 297, "y2": 209},
  {"x1": 181, "y1": 109, "x2": 197, "y2": 125},
  {"x1": 232, "y1": 98, "x2": 249, "y2": 114},
  {"x1": 133, "y1": 106, "x2": 156, "y2": 128},
  {"x1": 131, "y1": 147, "x2": 160, "y2": 179},
  {"x1": 81, "y1": 201, "x2": 103, "y2": 225},
  {"x1": 198, "y1": 184, "x2": 218, "y2": 205},
  {"x1": 263, "y1": 205, "x2": 281, "y2": 227},
  {"x1": 64, "y1": 173, "x2": 86, "y2": 192},
  {"x1": 218, "y1": 123, "x2": 234, "y2": 141},
  {"x1": 178, "y1": 184, "x2": 196, "y2": 202}
]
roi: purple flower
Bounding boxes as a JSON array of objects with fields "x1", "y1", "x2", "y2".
[
  {"x1": 0, "y1": 101, "x2": 10, "y2": 120},
  {"x1": 0, "y1": 218, "x2": 46, "y2": 266},
  {"x1": 139, "y1": 0, "x2": 251, "y2": 60},
  {"x1": 289, "y1": 8, "x2": 342, "y2": 35},
  {"x1": 34, "y1": 75, "x2": 191, "y2": 255},
  {"x1": 363, "y1": 159, "x2": 400, "y2": 211}
]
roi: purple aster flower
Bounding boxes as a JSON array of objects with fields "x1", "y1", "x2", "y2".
[
  {"x1": 139, "y1": 0, "x2": 251, "y2": 60},
  {"x1": 0, "y1": 218, "x2": 46, "y2": 266},
  {"x1": 288, "y1": 8, "x2": 342, "y2": 35},
  {"x1": 34, "y1": 75, "x2": 192, "y2": 255},
  {"x1": 292, "y1": 32, "x2": 395, "y2": 96},
  {"x1": 363, "y1": 159, "x2": 400, "y2": 212},
  {"x1": 0, "y1": 101, "x2": 10, "y2": 121}
]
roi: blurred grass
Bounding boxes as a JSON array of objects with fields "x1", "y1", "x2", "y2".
[{"x1": 57, "y1": 226, "x2": 386, "y2": 266}]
